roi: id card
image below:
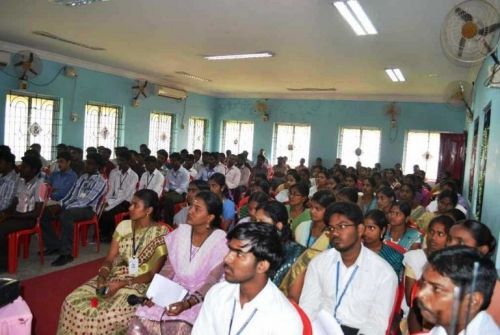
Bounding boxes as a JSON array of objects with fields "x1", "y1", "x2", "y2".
[{"x1": 128, "y1": 257, "x2": 139, "y2": 275}]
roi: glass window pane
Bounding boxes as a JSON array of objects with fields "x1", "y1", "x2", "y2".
[
  {"x1": 188, "y1": 118, "x2": 207, "y2": 152},
  {"x1": 273, "y1": 124, "x2": 311, "y2": 167},
  {"x1": 222, "y1": 121, "x2": 254, "y2": 157},
  {"x1": 149, "y1": 113, "x2": 173, "y2": 154},
  {"x1": 403, "y1": 131, "x2": 441, "y2": 181},
  {"x1": 83, "y1": 103, "x2": 121, "y2": 155},
  {"x1": 339, "y1": 128, "x2": 381, "y2": 168}
]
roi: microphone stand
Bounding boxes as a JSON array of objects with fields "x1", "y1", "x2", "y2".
[
  {"x1": 464, "y1": 262, "x2": 480, "y2": 335},
  {"x1": 449, "y1": 286, "x2": 462, "y2": 335}
]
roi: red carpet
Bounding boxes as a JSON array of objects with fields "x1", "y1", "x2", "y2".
[{"x1": 22, "y1": 258, "x2": 104, "y2": 335}]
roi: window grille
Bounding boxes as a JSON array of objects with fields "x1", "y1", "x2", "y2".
[
  {"x1": 403, "y1": 131, "x2": 440, "y2": 180},
  {"x1": 221, "y1": 121, "x2": 254, "y2": 157},
  {"x1": 338, "y1": 127, "x2": 381, "y2": 168},
  {"x1": 83, "y1": 103, "x2": 123, "y2": 153},
  {"x1": 272, "y1": 123, "x2": 311, "y2": 167},
  {"x1": 187, "y1": 118, "x2": 207, "y2": 152},
  {"x1": 149, "y1": 112, "x2": 174, "y2": 154}
]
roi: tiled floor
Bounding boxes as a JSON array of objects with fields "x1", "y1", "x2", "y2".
[{"x1": 1, "y1": 235, "x2": 110, "y2": 281}]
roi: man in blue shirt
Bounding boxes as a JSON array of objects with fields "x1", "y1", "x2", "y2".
[
  {"x1": 41, "y1": 153, "x2": 107, "y2": 266},
  {"x1": 47, "y1": 151, "x2": 77, "y2": 201}
]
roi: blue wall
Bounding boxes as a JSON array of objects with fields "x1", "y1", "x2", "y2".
[
  {"x1": 213, "y1": 98, "x2": 465, "y2": 167},
  {"x1": 0, "y1": 59, "x2": 217, "y2": 154},
  {"x1": 463, "y1": 53, "x2": 500, "y2": 266}
]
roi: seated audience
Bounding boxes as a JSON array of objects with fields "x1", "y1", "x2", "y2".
[
  {"x1": 417, "y1": 246, "x2": 498, "y2": 335},
  {"x1": 163, "y1": 152, "x2": 190, "y2": 224},
  {"x1": 286, "y1": 182, "x2": 311, "y2": 232},
  {"x1": 47, "y1": 151, "x2": 78, "y2": 201},
  {"x1": 309, "y1": 168, "x2": 329, "y2": 197},
  {"x1": 376, "y1": 186, "x2": 396, "y2": 215},
  {"x1": 0, "y1": 151, "x2": 19, "y2": 214},
  {"x1": 196, "y1": 152, "x2": 217, "y2": 181},
  {"x1": 208, "y1": 173, "x2": 235, "y2": 230},
  {"x1": 358, "y1": 177, "x2": 378, "y2": 214},
  {"x1": 99, "y1": 147, "x2": 116, "y2": 179},
  {"x1": 275, "y1": 169, "x2": 300, "y2": 203},
  {"x1": 173, "y1": 180, "x2": 209, "y2": 226},
  {"x1": 300, "y1": 201, "x2": 398, "y2": 335},
  {"x1": 41, "y1": 153, "x2": 107, "y2": 266},
  {"x1": 225, "y1": 154, "x2": 241, "y2": 193},
  {"x1": 236, "y1": 191, "x2": 269, "y2": 224},
  {"x1": 130, "y1": 191, "x2": 228, "y2": 334},
  {"x1": 418, "y1": 189, "x2": 459, "y2": 232},
  {"x1": 191, "y1": 222, "x2": 303, "y2": 335},
  {"x1": 0, "y1": 156, "x2": 43, "y2": 271},
  {"x1": 336, "y1": 186, "x2": 359, "y2": 203},
  {"x1": 57, "y1": 190, "x2": 168, "y2": 334},
  {"x1": 295, "y1": 190, "x2": 335, "y2": 248},
  {"x1": 399, "y1": 182, "x2": 427, "y2": 224},
  {"x1": 69, "y1": 146, "x2": 85, "y2": 176},
  {"x1": 362, "y1": 209, "x2": 404, "y2": 278},
  {"x1": 254, "y1": 201, "x2": 305, "y2": 287},
  {"x1": 384, "y1": 201, "x2": 422, "y2": 253},
  {"x1": 100, "y1": 151, "x2": 139, "y2": 242},
  {"x1": 138, "y1": 155, "x2": 164, "y2": 197}
]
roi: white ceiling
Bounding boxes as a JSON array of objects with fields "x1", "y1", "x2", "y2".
[{"x1": 0, "y1": 0, "x2": 492, "y2": 101}]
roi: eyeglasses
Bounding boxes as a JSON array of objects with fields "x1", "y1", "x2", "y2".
[{"x1": 325, "y1": 223, "x2": 357, "y2": 233}]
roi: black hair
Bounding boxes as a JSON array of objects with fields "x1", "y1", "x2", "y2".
[
  {"x1": 365, "y1": 209, "x2": 389, "y2": 239},
  {"x1": 86, "y1": 153, "x2": 105, "y2": 169},
  {"x1": 21, "y1": 155, "x2": 42, "y2": 172},
  {"x1": 195, "y1": 190, "x2": 223, "y2": 229},
  {"x1": 170, "y1": 152, "x2": 182, "y2": 162},
  {"x1": 317, "y1": 169, "x2": 330, "y2": 179},
  {"x1": 364, "y1": 176, "x2": 377, "y2": 188},
  {"x1": 400, "y1": 182, "x2": 416, "y2": 196},
  {"x1": 86, "y1": 146, "x2": 98, "y2": 154},
  {"x1": 29, "y1": 143, "x2": 41, "y2": 150},
  {"x1": 248, "y1": 191, "x2": 269, "y2": 206},
  {"x1": 458, "y1": 220, "x2": 497, "y2": 258},
  {"x1": 440, "y1": 179, "x2": 458, "y2": 193},
  {"x1": 118, "y1": 150, "x2": 132, "y2": 161},
  {"x1": 252, "y1": 178, "x2": 270, "y2": 195},
  {"x1": 346, "y1": 173, "x2": 358, "y2": 183},
  {"x1": 134, "y1": 189, "x2": 161, "y2": 221},
  {"x1": 377, "y1": 186, "x2": 396, "y2": 200},
  {"x1": 193, "y1": 149, "x2": 201, "y2": 155},
  {"x1": 286, "y1": 169, "x2": 301, "y2": 183},
  {"x1": 438, "y1": 189, "x2": 458, "y2": 207},
  {"x1": 157, "y1": 149, "x2": 168, "y2": 157},
  {"x1": 190, "y1": 180, "x2": 210, "y2": 192},
  {"x1": 56, "y1": 151, "x2": 72, "y2": 161},
  {"x1": 289, "y1": 181, "x2": 309, "y2": 198},
  {"x1": 428, "y1": 215, "x2": 456, "y2": 235},
  {"x1": 227, "y1": 222, "x2": 284, "y2": 276},
  {"x1": 446, "y1": 208, "x2": 466, "y2": 222},
  {"x1": 71, "y1": 147, "x2": 83, "y2": 155},
  {"x1": 427, "y1": 246, "x2": 497, "y2": 310},
  {"x1": 337, "y1": 187, "x2": 359, "y2": 203},
  {"x1": 209, "y1": 172, "x2": 227, "y2": 192},
  {"x1": 391, "y1": 201, "x2": 412, "y2": 217},
  {"x1": 0, "y1": 145, "x2": 11, "y2": 154},
  {"x1": 324, "y1": 202, "x2": 364, "y2": 225},
  {"x1": 144, "y1": 155, "x2": 157, "y2": 164},
  {"x1": 311, "y1": 190, "x2": 336, "y2": 208},
  {"x1": 0, "y1": 152, "x2": 16, "y2": 167},
  {"x1": 256, "y1": 201, "x2": 293, "y2": 244}
]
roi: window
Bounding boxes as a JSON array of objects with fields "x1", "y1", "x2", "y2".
[
  {"x1": 273, "y1": 123, "x2": 311, "y2": 167},
  {"x1": 83, "y1": 103, "x2": 122, "y2": 153},
  {"x1": 338, "y1": 127, "x2": 381, "y2": 168},
  {"x1": 221, "y1": 121, "x2": 254, "y2": 157},
  {"x1": 187, "y1": 118, "x2": 208, "y2": 152},
  {"x1": 403, "y1": 131, "x2": 440, "y2": 181},
  {"x1": 4, "y1": 93, "x2": 60, "y2": 161},
  {"x1": 148, "y1": 112, "x2": 174, "y2": 154}
]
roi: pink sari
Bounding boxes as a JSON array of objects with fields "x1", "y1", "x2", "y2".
[{"x1": 133, "y1": 224, "x2": 228, "y2": 327}]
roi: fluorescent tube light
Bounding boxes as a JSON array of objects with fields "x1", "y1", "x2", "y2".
[
  {"x1": 333, "y1": 1, "x2": 377, "y2": 36},
  {"x1": 204, "y1": 52, "x2": 274, "y2": 61},
  {"x1": 333, "y1": 1, "x2": 366, "y2": 36},
  {"x1": 347, "y1": 1, "x2": 377, "y2": 35},
  {"x1": 175, "y1": 71, "x2": 212, "y2": 82},
  {"x1": 385, "y1": 69, "x2": 399, "y2": 82},
  {"x1": 385, "y1": 68, "x2": 406, "y2": 82},
  {"x1": 393, "y1": 68, "x2": 406, "y2": 82}
]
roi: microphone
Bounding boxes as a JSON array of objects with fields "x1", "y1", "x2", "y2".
[{"x1": 127, "y1": 294, "x2": 147, "y2": 306}]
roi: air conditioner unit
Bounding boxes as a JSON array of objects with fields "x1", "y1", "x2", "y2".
[
  {"x1": 0, "y1": 51, "x2": 10, "y2": 70},
  {"x1": 154, "y1": 85, "x2": 188, "y2": 100}
]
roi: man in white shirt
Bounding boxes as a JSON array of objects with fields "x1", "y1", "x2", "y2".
[
  {"x1": 225, "y1": 154, "x2": 241, "y2": 192},
  {"x1": 417, "y1": 246, "x2": 499, "y2": 335},
  {"x1": 214, "y1": 152, "x2": 227, "y2": 175},
  {"x1": 99, "y1": 151, "x2": 138, "y2": 242},
  {"x1": 183, "y1": 154, "x2": 198, "y2": 180},
  {"x1": 299, "y1": 202, "x2": 398, "y2": 335},
  {"x1": 163, "y1": 152, "x2": 190, "y2": 224},
  {"x1": 192, "y1": 222, "x2": 303, "y2": 335},
  {"x1": 138, "y1": 156, "x2": 164, "y2": 197}
]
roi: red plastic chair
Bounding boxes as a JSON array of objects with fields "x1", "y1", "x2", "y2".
[
  {"x1": 7, "y1": 183, "x2": 51, "y2": 273},
  {"x1": 386, "y1": 281, "x2": 405, "y2": 335},
  {"x1": 114, "y1": 211, "x2": 130, "y2": 227},
  {"x1": 72, "y1": 192, "x2": 107, "y2": 258},
  {"x1": 174, "y1": 202, "x2": 187, "y2": 215},
  {"x1": 289, "y1": 299, "x2": 312, "y2": 335}
]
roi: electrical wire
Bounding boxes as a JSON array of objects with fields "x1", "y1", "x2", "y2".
[{"x1": 0, "y1": 66, "x2": 65, "y2": 87}]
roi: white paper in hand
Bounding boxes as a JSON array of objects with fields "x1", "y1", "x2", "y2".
[
  {"x1": 312, "y1": 309, "x2": 345, "y2": 335},
  {"x1": 146, "y1": 274, "x2": 188, "y2": 307}
]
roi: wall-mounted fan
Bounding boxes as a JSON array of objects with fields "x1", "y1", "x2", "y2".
[
  {"x1": 441, "y1": 0, "x2": 500, "y2": 64},
  {"x1": 12, "y1": 51, "x2": 43, "y2": 89},
  {"x1": 445, "y1": 80, "x2": 474, "y2": 119},
  {"x1": 131, "y1": 80, "x2": 148, "y2": 107}
]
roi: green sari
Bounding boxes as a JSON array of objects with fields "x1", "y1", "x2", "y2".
[
  {"x1": 286, "y1": 205, "x2": 311, "y2": 232},
  {"x1": 57, "y1": 220, "x2": 168, "y2": 335}
]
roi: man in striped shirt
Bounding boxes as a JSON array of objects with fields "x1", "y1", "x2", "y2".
[
  {"x1": 41, "y1": 153, "x2": 107, "y2": 267},
  {"x1": 0, "y1": 151, "x2": 19, "y2": 214}
]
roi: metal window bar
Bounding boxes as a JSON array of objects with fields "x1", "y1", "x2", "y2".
[
  {"x1": 4, "y1": 93, "x2": 60, "y2": 161},
  {"x1": 148, "y1": 112, "x2": 174, "y2": 154},
  {"x1": 84, "y1": 103, "x2": 123, "y2": 154},
  {"x1": 222, "y1": 121, "x2": 254, "y2": 157},
  {"x1": 188, "y1": 118, "x2": 207, "y2": 152},
  {"x1": 273, "y1": 123, "x2": 310, "y2": 166}
]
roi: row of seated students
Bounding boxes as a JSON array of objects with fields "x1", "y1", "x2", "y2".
[{"x1": 0, "y1": 143, "x2": 498, "y2": 335}]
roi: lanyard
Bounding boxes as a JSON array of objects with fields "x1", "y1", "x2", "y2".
[
  {"x1": 334, "y1": 261, "x2": 359, "y2": 321},
  {"x1": 132, "y1": 224, "x2": 152, "y2": 257},
  {"x1": 119, "y1": 172, "x2": 128, "y2": 190},
  {"x1": 145, "y1": 172, "x2": 154, "y2": 188},
  {"x1": 228, "y1": 299, "x2": 257, "y2": 335}
]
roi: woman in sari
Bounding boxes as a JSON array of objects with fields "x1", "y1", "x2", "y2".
[
  {"x1": 57, "y1": 189, "x2": 169, "y2": 335},
  {"x1": 384, "y1": 201, "x2": 422, "y2": 253},
  {"x1": 286, "y1": 182, "x2": 311, "y2": 232},
  {"x1": 128, "y1": 191, "x2": 228, "y2": 335},
  {"x1": 358, "y1": 177, "x2": 378, "y2": 214},
  {"x1": 398, "y1": 183, "x2": 427, "y2": 227},
  {"x1": 254, "y1": 200, "x2": 305, "y2": 287}
]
